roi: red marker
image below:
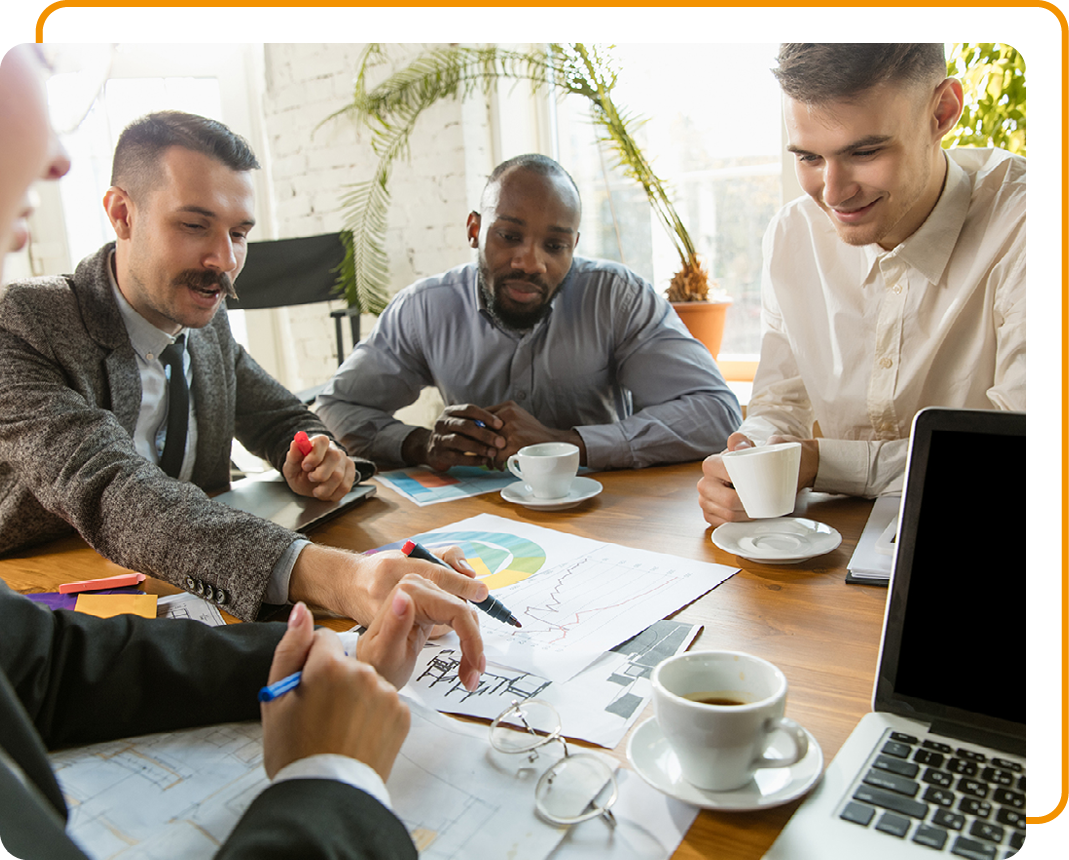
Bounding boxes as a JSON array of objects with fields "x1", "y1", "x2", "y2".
[{"x1": 294, "y1": 431, "x2": 314, "y2": 457}]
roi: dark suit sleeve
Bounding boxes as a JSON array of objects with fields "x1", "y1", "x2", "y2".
[
  {"x1": 222, "y1": 779, "x2": 417, "y2": 860},
  {"x1": 0, "y1": 583, "x2": 283, "y2": 748}
]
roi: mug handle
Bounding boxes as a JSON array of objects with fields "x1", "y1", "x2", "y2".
[
  {"x1": 753, "y1": 717, "x2": 809, "y2": 769},
  {"x1": 506, "y1": 455, "x2": 524, "y2": 482}
]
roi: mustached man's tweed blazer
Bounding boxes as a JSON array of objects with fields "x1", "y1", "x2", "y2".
[{"x1": 0, "y1": 243, "x2": 371, "y2": 621}]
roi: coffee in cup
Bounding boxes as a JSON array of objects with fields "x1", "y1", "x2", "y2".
[
  {"x1": 721, "y1": 441, "x2": 801, "y2": 518},
  {"x1": 506, "y1": 442, "x2": 580, "y2": 500},
  {"x1": 651, "y1": 650, "x2": 808, "y2": 792}
]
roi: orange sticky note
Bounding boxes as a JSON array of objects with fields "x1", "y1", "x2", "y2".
[{"x1": 74, "y1": 593, "x2": 158, "y2": 619}]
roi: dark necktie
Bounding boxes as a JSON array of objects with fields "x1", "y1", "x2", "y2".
[{"x1": 158, "y1": 334, "x2": 188, "y2": 478}]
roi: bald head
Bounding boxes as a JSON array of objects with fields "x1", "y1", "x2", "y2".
[{"x1": 481, "y1": 154, "x2": 581, "y2": 220}]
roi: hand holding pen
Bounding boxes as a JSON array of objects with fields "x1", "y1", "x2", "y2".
[{"x1": 402, "y1": 540, "x2": 521, "y2": 627}]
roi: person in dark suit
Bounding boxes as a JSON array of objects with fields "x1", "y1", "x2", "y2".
[
  {"x1": 0, "y1": 43, "x2": 486, "y2": 859},
  {"x1": 0, "y1": 91, "x2": 489, "y2": 628}
]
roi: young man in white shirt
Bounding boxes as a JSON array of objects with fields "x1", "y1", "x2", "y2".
[{"x1": 698, "y1": 43, "x2": 1025, "y2": 527}]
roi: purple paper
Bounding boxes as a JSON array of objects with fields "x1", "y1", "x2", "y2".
[{"x1": 25, "y1": 587, "x2": 146, "y2": 612}]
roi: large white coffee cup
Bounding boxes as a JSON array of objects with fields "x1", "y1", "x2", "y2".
[
  {"x1": 651, "y1": 650, "x2": 808, "y2": 791},
  {"x1": 506, "y1": 442, "x2": 580, "y2": 500},
  {"x1": 722, "y1": 441, "x2": 801, "y2": 518}
]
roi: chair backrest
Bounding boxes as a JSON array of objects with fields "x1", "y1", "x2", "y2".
[{"x1": 228, "y1": 231, "x2": 350, "y2": 311}]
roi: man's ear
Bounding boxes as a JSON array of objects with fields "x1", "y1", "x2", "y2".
[
  {"x1": 466, "y1": 211, "x2": 480, "y2": 249},
  {"x1": 103, "y1": 186, "x2": 134, "y2": 240},
  {"x1": 931, "y1": 78, "x2": 964, "y2": 141}
]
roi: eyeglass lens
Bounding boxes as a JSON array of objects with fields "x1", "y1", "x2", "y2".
[{"x1": 535, "y1": 753, "x2": 617, "y2": 825}]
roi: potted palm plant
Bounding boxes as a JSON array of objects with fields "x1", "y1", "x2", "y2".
[{"x1": 325, "y1": 42, "x2": 729, "y2": 355}]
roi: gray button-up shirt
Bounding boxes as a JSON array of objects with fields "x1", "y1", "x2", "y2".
[{"x1": 317, "y1": 257, "x2": 741, "y2": 470}]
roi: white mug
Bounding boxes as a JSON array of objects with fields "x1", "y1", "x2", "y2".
[
  {"x1": 506, "y1": 442, "x2": 579, "y2": 500},
  {"x1": 722, "y1": 441, "x2": 801, "y2": 519},
  {"x1": 651, "y1": 650, "x2": 808, "y2": 791}
]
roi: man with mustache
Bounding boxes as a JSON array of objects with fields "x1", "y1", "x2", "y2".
[
  {"x1": 317, "y1": 154, "x2": 741, "y2": 473},
  {"x1": 697, "y1": 44, "x2": 1025, "y2": 526},
  {"x1": 0, "y1": 110, "x2": 490, "y2": 639}
]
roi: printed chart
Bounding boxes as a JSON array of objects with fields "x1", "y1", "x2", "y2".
[
  {"x1": 374, "y1": 465, "x2": 516, "y2": 506},
  {"x1": 409, "y1": 514, "x2": 738, "y2": 682}
]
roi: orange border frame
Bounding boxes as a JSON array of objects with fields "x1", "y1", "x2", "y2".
[{"x1": 31, "y1": 0, "x2": 1060, "y2": 825}]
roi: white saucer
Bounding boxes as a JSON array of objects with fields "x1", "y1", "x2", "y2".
[
  {"x1": 500, "y1": 476, "x2": 603, "y2": 511},
  {"x1": 626, "y1": 716, "x2": 823, "y2": 811},
  {"x1": 711, "y1": 517, "x2": 842, "y2": 563}
]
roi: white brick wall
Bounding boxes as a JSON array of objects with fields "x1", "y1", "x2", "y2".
[{"x1": 252, "y1": 43, "x2": 497, "y2": 427}]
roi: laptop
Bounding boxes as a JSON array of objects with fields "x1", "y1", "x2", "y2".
[
  {"x1": 213, "y1": 470, "x2": 376, "y2": 533},
  {"x1": 765, "y1": 407, "x2": 1026, "y2": 860}
]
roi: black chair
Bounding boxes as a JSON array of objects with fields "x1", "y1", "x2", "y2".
[{"x1": 228, "y1": 231, "x2": 359, "y2": 403}]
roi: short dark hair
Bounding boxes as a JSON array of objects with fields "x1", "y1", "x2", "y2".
[
  {"x1": 111, "y1": 111, "x2": 260, "y2": 199},
  {"x1": 482, "y1": 153, "x2": 581, "y2": 214},
  {"x1": 773, "y1": 44, "x2": 947, "y2": 105}
]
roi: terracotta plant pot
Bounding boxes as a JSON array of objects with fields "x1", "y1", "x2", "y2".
[{"x1": 671, "y1": 300, "x2": 730, "y2": 358}]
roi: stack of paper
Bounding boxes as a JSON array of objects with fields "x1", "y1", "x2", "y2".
[{"x1": 845, "y1": 494, "x2": 902, "y2": 584}]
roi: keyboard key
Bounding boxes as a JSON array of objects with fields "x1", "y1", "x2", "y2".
[
  {"x1": 923, "y1": 768, "x2": 954, "y2": 788},
  {"x1": 864, "y1": 769, "x2": 920, "y2": 797},
  {"x1": 958, "y1": 778, "x2": 989, "y2": 798},
  {"x1": 991, "y1": 758, "x2": 1022, "y2": 773},
  {"x1": 933, "y1": 808, "x2": 966, "y2": 830},
  {"x1": 992, "y1": 788, "x2": 1025, "y2": 809},
  {"x1": 876, "y1": 812, "x2": 912, "y2": 837},
  {"x1": 1008, "y1": 830, "x2": 1025, "y2": 852},
  {"x1": 957, "y1": 749, "x2": 987, "y2": 762},
  {"x1": 923, "y1": 786, "x2": 955, "y2": 807},
  {"x1": 915, "y1": 749, "x2": 946, "y2": 767},
  {"x1": 995, "y1": 808, "x2": 1025, "y2": 829},
  {"x1": 923, "y1": 739, "x2": 954, "y2": 753},
  {"x1": 951, "y1": 835, "x2": 998, "y2": 859},
  {"x1": 981, "y1": 768, "x2": 1015, "y2": 787},
  {"x1": 874, "y1": 754, "x2": 920, "y2": 778},
  {"x1": 1016, "y1": 775, "x2": 1025, "y2": 792},
  {"x1": 914, "y1": 824, "x2": 950, "y2": 850},
  {"x1": 840, "y1": 801, "x2": 876, "y2": 826},
  {"x1": 948, "y1": 757, "x2": 979, "y2": 777},
  {"x1": 891, "y1": 731, "x2": 919, "y2": 743},
  {"x1": 883, "y1": 740, "x2": 912, "y2": 758},
  {"x1": 959, "y1": 797, "x2": 992, "y2": 818},
  {"x1": 853, "y1": 785, "x2": 929, "y2": 819},
  {"x1": 970, "y1": 821, "x2": 1005, "y2": 844}
]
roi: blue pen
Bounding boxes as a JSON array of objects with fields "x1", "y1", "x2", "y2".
[
  {"x1": 473, "y1": 419, "x2": 487, "y2": 429},
  {"x1": 258, "y1": 670, "x2": 302, "y2": 703},
  {"x1": 403, "y1": 540, "x2": 522, "y2": 628}
]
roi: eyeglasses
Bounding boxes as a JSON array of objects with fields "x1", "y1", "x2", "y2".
[
  {"x1": 37, "y1": 43, "x2": 115, "y2": 136},
  {"x1": 489, "y1": 698, "x2": 618, "y2": 826}
]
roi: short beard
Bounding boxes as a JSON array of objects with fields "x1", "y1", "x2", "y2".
[
  {"x1": 175, "y1": 269, "x2": 238, "y2": 300},
  {"x1": 477, "y1": 265, "x2": 556, "y2": 332}
]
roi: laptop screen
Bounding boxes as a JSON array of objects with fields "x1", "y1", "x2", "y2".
[{"x1": 875, "y1": 409, "x2": 1025, "y2": 745}]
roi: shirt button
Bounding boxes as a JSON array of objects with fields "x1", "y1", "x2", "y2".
[
  {"x1": 146, "y1": 353, "x2": 155, "y2": 361},
  {"x1": 880, "y1": 357, "x2": 893, "y2": 369},
  {"x1": 517, "y1": 392, "x2": 527, "y2": 401},
  {"x1": 891, "y1": 284, "x2": 903, "y2": 294}
]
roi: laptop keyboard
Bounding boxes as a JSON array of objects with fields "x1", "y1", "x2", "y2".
[{"x1": 838, "y1": 730, "x2": 1025, "y2": 858}]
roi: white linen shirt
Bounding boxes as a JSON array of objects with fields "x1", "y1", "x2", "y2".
[{"x1": 741, "y1": 148, "x2": 1025, "y2": 497}]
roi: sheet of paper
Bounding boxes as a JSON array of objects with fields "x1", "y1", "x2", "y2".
[
  {"x1": 74, "y1": 593, "x2": 157, "y2": 619},
  {"x1": 374, "y1": 464, "x2": 518, "y2": 505},
  {"x1": 380, "y1": 514, "x2": 737, "y2": 681},
  {"x1": 846, "y1": 493, "x2": 902, "y2": 581},
  {"x1": 51, "y1": 700, "x2": 623, "y2": 860},
  {"x1": 405, "y1": 619, "x2": 702, "y2": 748},
  {"x1": 157, "y1": 591, "x2": 227, "y2": 625},
  {"x1": 24, "y1": 587, "x2": 144, "y2": 612}
]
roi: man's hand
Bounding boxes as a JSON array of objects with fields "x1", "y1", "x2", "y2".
[
  {"x1": 282, "y1": 433, "x2": 356, "y2": 502},
  {"x1": 356, "y1": 573, "x2": 485, "y2": 692},
  {"x1": 401, "y1": 405, "x2": 505, "y2": 471},
  {"x1": 487, "y1": 400, "x2": 586, "y2": 467},
  {"x1": 288, "y1": 543, "x2": 490, "y2": 629},
  {"x1": 768, "y1": 435, "x2": 819, "y2": 491},
  {"x1": 261, "y1": 601, "x2": 410, "y2": 782},
  {"x1": 697, "y1": 432, "x2": 755, "y2": 527}
]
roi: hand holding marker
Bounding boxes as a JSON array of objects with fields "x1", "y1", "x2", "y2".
[
  {"x1": 259, "y1": 536, "x2": 521, "y2": 703},
  {"x1": 294, "y1": 430, "x2": 314, "y2": 457},
  {"x1": 402, "y1": 540, "x2": 521, "y2": 628}
]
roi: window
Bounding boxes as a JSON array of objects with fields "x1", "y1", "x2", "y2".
[{"x1": 554, "y1": 43, "x2": 783, "y2": 361}]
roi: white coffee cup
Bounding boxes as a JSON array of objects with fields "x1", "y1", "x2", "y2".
[
  {"x1": 651, "y1": 650, "x2": 809, "y2": 791},
  {"x1": 722, "y1": 441, "x2": 801, "y2": 518},
  {"x1": 506, "y1": 442, "x2": 580, "y2": 500}
]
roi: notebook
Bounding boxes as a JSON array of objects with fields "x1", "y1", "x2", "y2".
[
  {"x1": 764, "y1": 407, "x2": 1026, "y2": 860},
  {"x1": 213, "y1": 471, "x2": 376, "y2": 533}
]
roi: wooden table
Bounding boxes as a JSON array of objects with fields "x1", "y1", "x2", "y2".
[{"x1": 0, "y1": 462, "x2": 889, "y2": 859}]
